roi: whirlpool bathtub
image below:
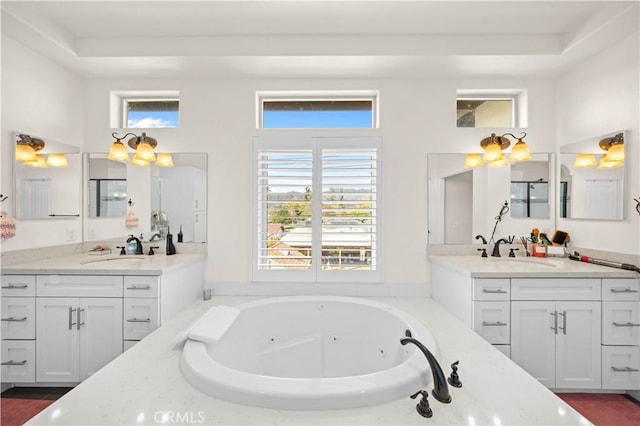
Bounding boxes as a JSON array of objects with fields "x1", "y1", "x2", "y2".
[{"x1": 180, "y1": 296, "x2": 438, "y2": 410}]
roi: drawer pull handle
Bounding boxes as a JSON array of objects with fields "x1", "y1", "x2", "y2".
[
  {"x1": 1, "y1": 360, "x2": 27, "y2": 366},
  {"x1": 558, "y1": 311, "x2": 567, "y2": 335},
  {"x1": 550, "y1": 311, "x2": 558, "y2": 334},
  {"x1": 1, "y1": 317, "x2": 27, "y2": 322},
  {"x1": 610, "y1": 288, "x2": 639, "y2": 293},
  {"x1": 611, "y1": 366, "x2": 640, "y2": 372},
  {"x1": 1, "y1": 284, "x2": 28, "y2": 289},
  {"x1": 612, "y1": 322, "x2": 640, "y2": 327},
  {"x1": 482, "y1": 321, "x2": 507, "y2": 327},
  {"x1": 482, "y1": 289, "x2": 507, "y2": 294},
  {"x1": 126, "y1": 285, "x2": 151, "y2": 290},
  {"x1": 127, "y1": 318, "x2": 151, "y2": 323}
]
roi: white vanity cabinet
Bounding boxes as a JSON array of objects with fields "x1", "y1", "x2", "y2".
[
  {"x1": 510, "y1": 278, "x2": 602, "y2": 389},
  {"x1": 1, "y1": 275, "x2": 36, "y2": 383},
  {"x1": 601, "y1": 278, "x2": 640, "y2": 390},
  {"x1": 472, "y1": 279, "x2": 510, "y2": 354},
  {"x1": 35, "y1": 275, "x2": 123, "y2": 382},
  {"x1": 123, "y1": 276, "x2": 160, "y2": 348}
]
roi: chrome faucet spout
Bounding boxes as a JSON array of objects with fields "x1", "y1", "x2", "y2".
[
  {"x1": 491, "y1": 238, "x2": 508, "y2": 257},
  {"x1": 400, "y1": 330, "x2": 451, "y2": 404},
  {"x1": 126, "y1": 235, "x2": 144, "y2": 255}
]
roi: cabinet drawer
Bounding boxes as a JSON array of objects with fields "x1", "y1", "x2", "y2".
[
  {"x1": 473, "y1": 301, "x2": 510, "y2": 344},
  {"x1": 1, "y1": 275, "x2": 36, "y2": 297},
  {"x1": 602, "y1": 302, "x2": 640, "y2": 345},
  {"x1": 602, "y1": 278, "x2": 640, "y2": 301},
  {"x1": 1, "y1": 340, "x2": 35, "y2": 383},
  {"x1": 511, "y1": 278, "x2": 600, "y2": 300},
  {"x1": 602, "y1": 346, "x2": 640, "y2": 390},
  {"x1": 123, "y1": 298, "x2": 159, "y2": 340},
  {"x1": 1, "y1": 297, "x2": 35, "y2": 339},
  {"x1": 124, "y1": 276, "x2": 159, "y2": 298},
  {"x1": 473, "y1": 279, "x2": 510, "y2": 301},
  {"x1": 37, "y1": 275, "x2": 123, "y2": 297}
]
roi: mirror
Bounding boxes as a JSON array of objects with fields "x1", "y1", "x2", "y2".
[
  {"x1": 510, "y1": 158, "x2": 550, "y2": 219},
  {"x1": 86, "y1": 154, "x2": 127, "y2": 218},
  {"x1": 559, "y1": 130, "x2": 626, "y2": 220},
  {"x1": 13, "y1": 132, "x2": 81, "y2": 219},
  {"x1": 428, "y1": 153, "x2": 553, "y2": 244},
  {"x1": 84, "y1": 153, "x2": 207, "y2": 243}
]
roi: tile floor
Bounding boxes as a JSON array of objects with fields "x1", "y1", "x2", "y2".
[{"x1": 1, "y1": 388, "x2": 639, "y2": 425}]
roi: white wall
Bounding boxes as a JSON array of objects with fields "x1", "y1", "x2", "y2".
[
  {"x1": 81, "y1": 76, "x2": 556, "y2": 293},
  {"x1": 556, "y1": 32, "x2": 640, "y2": 255},
  {"x1": 1, "y1": 36, "x2": 84, "y2": 251}
]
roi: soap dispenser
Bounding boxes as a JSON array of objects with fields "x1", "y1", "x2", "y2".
[
  {"x1": 166, "y1": 227, "x2": 176, "y2": 256},
  {"x1": 177, "y1": 225, "x2": 183, "y2": 243}
]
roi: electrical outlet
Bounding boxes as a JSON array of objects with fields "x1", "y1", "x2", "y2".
[{"x1": 66, "y1": 228, "x2": 76, "y2": 241}]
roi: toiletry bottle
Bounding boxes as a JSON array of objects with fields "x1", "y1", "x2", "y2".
[
  {"x1": 177, "y1": 225, "x2": 183, "y2": 243},
  {"x1": 166, "y1": 227, "x2": 176, "y2": 255}
]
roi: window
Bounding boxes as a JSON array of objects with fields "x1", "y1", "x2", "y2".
[
  {"x1": 110, "y1": 90, "x2": 179, "y2": 128},
  {"x1": 125, "y1": 99, "x2": 179, "y2": 128},
  {"x1": 456, "y1": 90, "x2": 526, "y2": 128},
  {"x1": 252, "y1": 137, "x2": 381, "y2": 282},
  {"x1": 257, "y1": 92, "x2": 378, "y2": 129}
]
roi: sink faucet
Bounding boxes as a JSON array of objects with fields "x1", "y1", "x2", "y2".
[
  {"x1": 149, "y1": 232, "x2": 164, "y2": 241},
  {"x1": 491, "y1": 238, "x2": 508, "y2": 257},
  {"x1": 126, "y1": 235, "x2": 144, "y2": 255},
  {"x1": 400, "y1": 330, "x2": 451, "y2": 404}
]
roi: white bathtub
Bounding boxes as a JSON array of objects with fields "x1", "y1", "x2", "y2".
[{"x1": 180, "y1": 296, "x2": 438, "y2": 410}]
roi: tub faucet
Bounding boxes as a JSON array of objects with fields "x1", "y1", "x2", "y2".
[
  {"x1": 400, "y1": 330, "x2": 451, "y2": 404},
  {"x1": 126, "y1": 235, "x2": 144, "y2": 255},
  {"x1": 491, "y1": 238, "x2": 508, "y2": 257}
]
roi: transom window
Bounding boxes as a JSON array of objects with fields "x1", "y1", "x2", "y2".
[
  {"x1": 110, "y1": 90, "x2": 180, "y2": 128},
  {"x1": 456, "y1": 90, "x2": 526, "y2": 128},
  {"x1": 252, "y1": 136, "x2": 381, "y2": 282},
  {"x1": 257, "y1": 92, "x2": 378, "y2": 129}
]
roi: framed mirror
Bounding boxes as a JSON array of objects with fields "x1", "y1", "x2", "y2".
[
  {"x1": 84, "y1": 153, "x2": 207, "y2": 243},
  {"x1": 13, "y1": 132, "x2": 81, "y2": 219},
  {"x1": 428, "y1": 153, "x2": 553, "y2": 244},
  {"x1": 559, "y1": 130, "x2": 626, "y2": 220}
]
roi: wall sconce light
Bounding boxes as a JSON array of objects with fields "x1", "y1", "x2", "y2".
[
  {"x1": 15, "y1": 134, "x2": 45, "y2": 162},
  {"x1": 600, "y1": 132, "x2": 624, "y2": 163},
  {"x1": 108, "y1": 132, "x2": 173, "y2": 167},
  {"x1": 573, "y1": 153, "x2": 597, "y2": 168},
  {"x1": 466, "y1": 131, "x2": 530, "y2": 168},
  {"x1": 16, "y1": 134, "x2": 68, "y2": 168}
]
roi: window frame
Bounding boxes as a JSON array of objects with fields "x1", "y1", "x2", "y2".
[
  {"x1": 456, "y1": 93, "x2": 519, "y2": 128},
  {"x1": 256, "y1": 91, "x2": 379, "y2": 129},
  {"x1": 110, "y1": 90, "x2": 180, "y2": 129},
  {"x1": 251, "y1": 136, "x2": 383, "y2": 283},
  {"x1": 122, "y1": 97, "x2": 180, "y2": 129}
]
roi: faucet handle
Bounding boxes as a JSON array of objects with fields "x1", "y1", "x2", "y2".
[
  {"x1": 477, "y1": 248, "x2": 487, "y2": 257},
  {"x1": 148, "y1": 246, "x2": 160, "y2": 256},
  {"x1": 410, "y1": 390, "x2": 433, "y2": 418},
  {"x1": 447, "y1": 360, "x2": 462, "y2": 388},
  {"x1": 509, "y1": 248, "x2": 519, "y2": 258},
  {"x1": 116, "y1": 246, "x2": 126, "y2": 256}
]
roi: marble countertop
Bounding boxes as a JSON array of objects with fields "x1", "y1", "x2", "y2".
[
  {"x1": 1, "y1": 253, "x2": 206, "y2": 276},
  {"x1": 430, "y1": 255, "x2": 639, "y2": 278},
  {"x1": 27, "y1": 296, "x2": 590, "y2": 426}
]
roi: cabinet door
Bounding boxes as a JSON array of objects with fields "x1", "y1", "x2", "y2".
[
  {"x1": 36, "y1": 298, "x2": 79, "y2": 382},
  {"x1": 603, "y1": 301, "x2": 640, "y2": 346},
  {"x1": 511, "y1": 301, "x2": 556, "y2": 387},
  {"x1": 194, "y1": 211, "x2": 207, "y2": 243},
  {"x1": 79, "y1": 298, "x2": 123, "y2": 380},
  {"x1": 555, "y1": 301, "x2": 601, "y2": 389},
  {"x1": 473, "y1": 301, "x2": 510, "y2": 344}
]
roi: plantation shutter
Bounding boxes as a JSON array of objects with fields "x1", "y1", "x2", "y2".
[
  {"x1": 256, "y1": 148, "x2": 313, "y2": 271},
  {"x1": 253, "y1": 137, "x2": 381, "y2": 282},
  {"x1": 321, "y1": 148, "x2": 377, "y2": 271}
]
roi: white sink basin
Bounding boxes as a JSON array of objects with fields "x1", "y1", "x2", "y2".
[
  {"x1": 487, "y1": 258, "x2": 560, "y2": 268},
  {"x1": 82, "y1": 257, "x2": 145, "y2": 267}
]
